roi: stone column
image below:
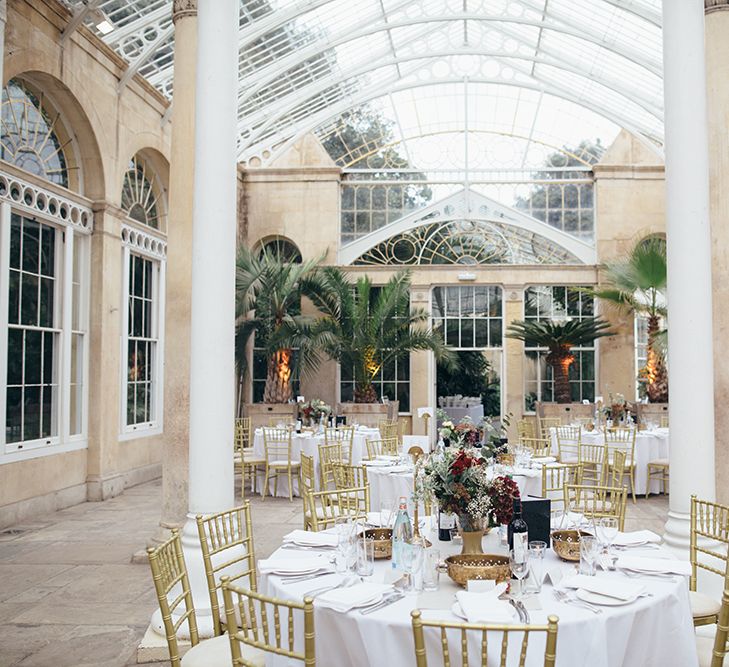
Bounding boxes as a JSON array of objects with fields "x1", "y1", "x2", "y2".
[
  {"x1": 705, "y1": 0, "x2": 729, "y2": 505},
  {"x1": 179, "y1": 0, "x2": 238, "y2": 637},
  {"x1": 503, "y1": 286, "x2": 524, "y2": 441},
  {"x1": 409, "y1": 285, "x2": 434, "y2": 441},
  {"x1": 152, "y1": 0, "x2": 198, "y2": 544},
  {"x1": 662, "y1": 0, "x2": 716, "y2": 551}
]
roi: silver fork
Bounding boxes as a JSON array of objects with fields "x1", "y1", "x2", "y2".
[
  {"x1": 509, "y1": 599, "x2": 525, "y2": 623},
  {"x1": 282, "y1": 570, "x2": 336, "y2": 585},
  {"x1": 553, "y1": 589, "x2": 602, "y2": 614},
  {"x1": 304, "y1": 575, "x2": 360, "y2": 599},
  {"x1": 618, "y1": 568, "x2": 677, "y2": 582},
  {"x1": 517, "y1": 600, "x2": 530, "y2": 624},
  {"x1": 359, "y1": 592, "x2": 405, "y2": 615}
]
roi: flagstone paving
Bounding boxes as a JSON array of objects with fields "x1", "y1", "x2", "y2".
[{"x1": 0, "y1": 478, "x2": 668, "y2": 667}]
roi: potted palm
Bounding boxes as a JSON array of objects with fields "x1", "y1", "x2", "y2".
[
  {"x1": 587, "y1": 237, "x2": 668, "y2": 402},
  {"x1": 506, "y1": 318, "x2": 614, "y2": 403},
  {"x1": 308, "y1": 268, "x2": 454, "y2": 410}
]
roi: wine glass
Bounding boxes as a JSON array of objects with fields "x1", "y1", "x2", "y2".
[
  {"x1": 598, "y1": 517, "x2": 619, "y2": 555},
  {"x1": 509, "y1": 549, "x2": 530, "y2": 601},
  {"x1": 400, "y1": 542, "x2": 424, "y2": 594}
]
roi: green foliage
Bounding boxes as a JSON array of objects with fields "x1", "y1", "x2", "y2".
[
  {"x1": 437, "y1": 351, "x2": 500, "y2": 416},
  {"x1": 506, "y1": 317, "x2": 614, "y2": 351}
]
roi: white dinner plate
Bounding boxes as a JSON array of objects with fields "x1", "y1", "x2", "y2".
[{"x1": 576, "y1": 588, "x2": 639, "y2": 606}]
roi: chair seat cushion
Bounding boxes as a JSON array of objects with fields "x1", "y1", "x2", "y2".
[
  {"x1": 649, "y1": 458, "x2": 669, "y2": 467},
  {"x1": 181, "y1": 634, "x2": 265, "y2": 667},
  {"x1": 306, "y1": 506, "x2": 342, "y2": 520},
  {"x1": 242, "y1": 454, "x2": 265, "y2": 464},
  {"x1": 696, "y1": 635, "x2": 728, "y2": 667},
  {"x1": 269, "y1": 460, "x2": 301, "y2": 467},
  {"x1": 690, "y1": 590, "x2": 722, "y2": 618}
]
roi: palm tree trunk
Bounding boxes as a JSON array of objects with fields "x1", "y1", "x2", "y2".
[
  {"x1": 548, "y1": 350, "x2": 574, "y2": 404},
  {"x1": 645, "y1": 315, "x2": 669, "y2": 403},
  {"x1": 263, "y1": 349, "x2": 293, "y2": 403},
  {"x1": 354, "y1": 383, "x2": 378, "y2": 403}
]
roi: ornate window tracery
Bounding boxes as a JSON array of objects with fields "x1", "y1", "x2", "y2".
[{"x1": 121, "y1": 154, "x2": 164, "y2": 230}]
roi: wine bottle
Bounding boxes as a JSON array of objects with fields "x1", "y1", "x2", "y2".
[
  {"x1": 438, "y1": 511, "x2": 455, "y2": 541},
  {"x1": 507, "y1": 498, "x2": 529, "y2": 560}
]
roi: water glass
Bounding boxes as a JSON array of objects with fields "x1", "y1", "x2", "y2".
[
  {"x1": 400, "y1": 542, "x2": 424, "y2": 594},
  {"x1": 421, "y1": 548, "x2": 441, "y2": 592},
  {"x1": 509, "y1": 549, "x2": 530, "y2": 600},
  {"x1": 597, "y1": 517, "x2": 619, "y2": 554},
  {"x1": 580, "y1": 535, "x2": 600, "y2": 576},
  {"x1": 526, "y1": 541, "x2": 547, "y2": 594},
  {"x1": 380, "y1": 499, "x2": 395, "y2": 528},
  {"x1": 356, "y1": 537, "x2": 375, "y2": 577},
  {"x1": 449, "y1": 527, "x2": 463, "y2": 547}
]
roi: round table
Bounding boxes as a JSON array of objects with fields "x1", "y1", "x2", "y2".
[
  {"x1": 549, "y1": 427, "x2": 669, "y2": 495},
  {"x1": 366, "y1": 463, "x2": 544, "y2": 519},
  {"x1": 252, "y1": 428, "x2": 380, "y2": 497},
  {"x1": 260, "y1": 528, "x2": 697, "y2": 667}
]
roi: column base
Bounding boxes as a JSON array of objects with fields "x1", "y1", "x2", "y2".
[{"x1": 662, "y1": 507, "x2": 692, "y2": 557}]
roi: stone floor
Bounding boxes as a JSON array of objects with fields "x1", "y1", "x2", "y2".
[{"x1": 0, "y1": 479, "x2": 669, "y2": 667}]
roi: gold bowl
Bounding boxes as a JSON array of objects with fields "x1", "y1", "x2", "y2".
[
  {"x1": 551, "y1": 530, "x2": 591, "y2": 561},
  {"x1": 444, "y1": 554, "x2": 511, "y2": 587},
  {"x1": 363, "y1": 528, "x2": 393, "y2": 559}
]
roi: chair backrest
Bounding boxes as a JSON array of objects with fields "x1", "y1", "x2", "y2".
[
  {"x1": 196, "y1": 504, "x2": 257, "y2": 637},
  {"x1": 410, "y1": 609, "x2": 559, "y2": 667},
  {"x1": 541, "y1": 463, "x2": 579, "y2": 514},
  {"x1": 555, "y1": 425, "x2": 580, "y2": 463},
  {"x1": 235, "y1": 417, "x2": 252, "y2": 453},
  {"x1": 147, "y1": 530, "x2": 199, "y2": 666},
  {"x1": 539, "y1": 417, "x2": 562, "y2": 438},
  {"x1": 708, "y1": 580, "x2": 729, "y2": 667},
  {"x1": 379, "y1": 419, "x2": 400, "y2": 441},
  {"x1": 331, "y1": 462, "x2": 368, "y2": 490},
  {"x1": 300, "y1": 453, "x2": 316, "y2": 494},
  {"x1": 517, "y1": 418, "x2": 536, "y2": 440},
  {"x1": 603, "y1": 427, "x2": 636, "y2": 469},
  {"x1": 366, "y1": 437, "x2": 399, "y2": 459},
  {"x1": 577, "y1": 441, "x2": 607, "y2": 485},
  {"x1": 520, "y1": 437, "x2": 551, "y2": 458},
  {"x1": 690, "y1": 495, "x2": 729, "y2": 591},
  {"x1": 221, "y1": 580, "x2": 315, "y2": 666},
  {"x1": 307, "y1": 486, "x2": 370, "y2": 531},
  {"x1": 262, "y1": 427, "x2": 292, "y2": 463},
  {"x1": 324, "y1": 426, "x2": 354, "y2": 445},
  {"x1": 318, "y1": 443, "x2": 344, "y2": 489},
  {"x1": 660, "y1": 415, "x2": 669, "y2": 428},
  {"x1": 563, "y1": 484, "x2": 627, "y2": 530},
  {"x1": 606, "y1": 449, "x2": 627, "y2": 489}
]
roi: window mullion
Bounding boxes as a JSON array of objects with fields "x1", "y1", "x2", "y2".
[
  {"x1": 120, "y1": 246, "x2": 131, "y2": 433},
  {"x1": 0, "y1": 203, "x2": 11, "y2": 452},
  {"x1": 60, "y1": 228, "x2": 74, "y2": 440}
]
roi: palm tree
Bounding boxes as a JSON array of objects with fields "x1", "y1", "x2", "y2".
[
  {"x1": 506, "y1": 318, "x2": 614, "y2": 403},
  {"x1": 235, "y1": 246, "x2": 328, "y2": 404},
  {"x1": 588, "y1": 237, "x2": 668, "y2": 402},
  {"x1": 308, "y1": 268, "x2": 455, "y2": 403}
]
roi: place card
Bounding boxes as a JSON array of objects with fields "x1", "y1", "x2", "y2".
[{"x1": 522, "y1": 596, "x2": 543, "y2": 611}]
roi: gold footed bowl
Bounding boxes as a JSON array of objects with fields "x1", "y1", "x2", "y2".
[
  {"x1": 551, "y1": 530, "x2": 591, "y2": 561},
  {"x1": 444, "y1": 554, "x2": 511, "y2": 587}
]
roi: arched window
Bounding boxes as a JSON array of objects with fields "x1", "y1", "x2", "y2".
[
  {"x1": 257, "y1": 236, "x2": 302, "y2": 263},
  {"x1": 1, "y1": 78, "x2": 75, "y2": 189},
  {"x1": 121, "y1": 154, "x2": 164, "y2": 230}
]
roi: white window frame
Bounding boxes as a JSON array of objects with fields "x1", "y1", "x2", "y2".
[
  {"x1": 0, "y1": 170, "x2": 92, "y2": 463},
  {"x1": 119, "y1": 224, "x2": 166, "y2": 440}
]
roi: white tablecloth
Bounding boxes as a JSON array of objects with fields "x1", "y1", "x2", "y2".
[
  {"x1": 549, "y1": 428, "x2": 669, "y2": 495},
  {"x1": 252, "y1": 428, "x2": 380, "y2": 497},
  {"x1": 367, "y1": 464, "x2": 543, "y2": 520},
  {"x1": 260, "y1": 526, "x2": 697, "y2": 667}
]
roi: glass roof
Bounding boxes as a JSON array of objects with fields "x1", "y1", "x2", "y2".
[{"x1": 61, "y1": 0, "x2": 663, "y2": 165}]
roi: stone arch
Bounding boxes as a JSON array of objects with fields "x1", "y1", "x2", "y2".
[
  {"x1": 6, "y1": 70, "x2": 106, "y2": 200},
  {"x1": 119, "y1": 148, "x2": 169, "y2": 233}
]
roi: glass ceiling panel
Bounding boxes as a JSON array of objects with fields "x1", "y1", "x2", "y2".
[{"x1": 60, "y1": 0, "x2": 665, "y2": 162}]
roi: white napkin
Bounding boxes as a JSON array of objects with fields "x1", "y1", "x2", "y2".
[
  {"x1": 258, "y1": 556, "x2": 333, "y2": 576},
  {"x1": 532, "y1": 456, "x2": 557, "y2": 465},
  {"x1": 316, "y1": 583, "x2": 394, "y2": 612},
  {"x1": 616, "y1": 555, "x2": 691, "y2": 575},
  {"x1": 561, "y1": 574, "x2": 645, "y2": 601},
  {"x1": 511, "y1": 467, "x2": 541, "y2": 478},
  {"x1": 455, "y1": 591, "x2": 516, "y2": 624},
  {"x1": 551, "y1": 512, "x2": 584, "y2": 529},
  {"x1": 387, "y1": 465, "x2": 413, "y2": 474},
  {"x1": 282, "y1": 529, "x2": 338, "y2": 548},
  {"x1": 612, "y1": 530, "x2": 661, "y2": 547},
  {"x1": 376, "y1": 455, "x2": 399, "y2": 462},
  {"x1": 362, "y1": 460, "x2": 391, "y2": 467}
]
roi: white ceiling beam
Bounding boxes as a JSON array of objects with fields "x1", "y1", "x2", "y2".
[
  {"x1": 60, "y1": 0, "x2": 101, "y2": 43},
  {"x1": 600, "y1": 0, "x2": 662, "y2": 27},
  {"x1": 118, "y1": 23, "x2": 174, "y2": 93}
]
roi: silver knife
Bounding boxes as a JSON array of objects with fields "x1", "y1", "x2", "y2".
[
  {"x1": 359, "y1": 593, "x2": 405, "y2": 615},
  {"x1": 517, "y1": 600, "x2": 530, "y2": 624},
  {"x1": 509, "y1": 598, "x2": 525, "y2": 622}
]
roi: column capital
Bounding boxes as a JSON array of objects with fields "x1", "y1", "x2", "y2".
[
  {"x1": 172, "y1": 0, "x2": 197, "y2": 23},
  {"x1": 706, "y1": 0, "x2": 729, "y2": 14}
]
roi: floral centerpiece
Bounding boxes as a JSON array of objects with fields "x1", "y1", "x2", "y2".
[
  {"x1": 300, "y1": 398, "x2": 331, "y2": 425},
  {"x1": 421, "y1": 446, "x2": 521, "y2": 554},
  {"x1": 437, "y1": 411, "x2": 483, "y2": 447},
  {"x1": 606, "y1": 392, "x2": 626, "y2": 422}
]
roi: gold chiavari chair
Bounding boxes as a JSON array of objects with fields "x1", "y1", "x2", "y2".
[
  {"x1": 236, "y1": 418, "x2": 264, "y2": 497},
  {"x1": 520, "y1": 436, "x2": 552, "y2": 458},
  {"x1": 517, "y1": 418, "x2": 537, "y2": 440},
  {"x1": 379, "y1": 419, "x2": 400, "y2": 441},
  {"x1": 262, "y1": 427, "x2": 301, "y2": 502},
  {"x1": 318, "y1": 442, "x2": 344, "y2": 491},
  {"x1": 538, "y1": 417, "x2": 562, "y2": 439},
  {"x1": 221, "y1": 579, "x2": 315, "y2": 667},
  {"x1": 563, "y1": 484, "x2": 627, "y2": 531},
  {"x1": 690, "y1": 495, "x2": 729, "y2": 627},
  {"x1": 147, "y1": 530, "x2": 240, "y2": 666},
  {"x1": 646, "y1": 458, "x2": 669, "y2": 497},
  {"x1": 695, "y1": 570, "x2": 729, "y2": 667},
  {"x1": 410, "y1": 609, "x2": 559, "y2": 667},
  {"x1": 555, "y1": 425, "x2": 580, "y2": 463},
  {"x1": 331, "y1": 461, "x2": 369, "y2": 490},
  {"x1": 542, "y1": 463, "x2": 580, "y2": 515},
  {"x1": 365, "y1": 437, "x2": 399, "y2": 459},
  {"x1": 306, "y1": 486, "x2": 370, "y2": 531},
  {"x1": 300, "y1": 453, "x2": 317, "y2": 531},
  {"x1": 324, "y1": 426, "x2": 355, "y2": 462},
  {"x1": 606, "y1": 449, "x2": 627, "y2": 490},
  {"x1": 196, "y1": 504, "x2": 257, "y2": 637},
  {"x1": 660, "y1": 415, "x2": 669, "y2": 428},
  {"x1": 577, "y1": 441, "x2": 607, "y2": 486},
  {"x1": 603, "y1": 427, "x2": 637, "y2": 503}
]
